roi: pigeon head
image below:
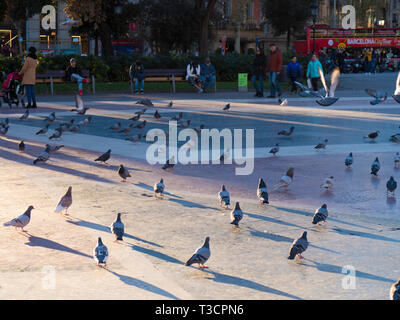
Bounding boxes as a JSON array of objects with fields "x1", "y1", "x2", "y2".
[
  {"x1": 203, "y1": 236, "x2": 210, "y2": 248},
  {"x1": 160, "y1": 178, "x2": 164, "y2": 183},
  {"x1": 234, "y1": 202, "x2": 241, "y2": 210},
  {"x1": 200, "y1": 124, "x2": 205, "y2": 129},
  {"x1": 290, "y1": 126, "x2": 294, "y2": 131},
  {"x1": 117, "y1": 213, "x2": 122, "y2": 221},
  {"x1": 330, "y1": 176, "x2": 334, "y2": 179},
  {"x1": 375, "y1": 157, "x2": 379, "y2": 162},
  {"x1": 324, "y1": 139, "x2": 328, "y2": 143},
  {"x1": 45, "y1": 124, "x2": 50, "y2": 128},
  {"x1": 97, "y1": 237, "x2": 103, "y2": 245},
  {"x1": 25, "y1": 205, "x2": 34, "y2": 217},
  {"x1": 221, "y1": 185, "x2": 226, "y2": 191},
  {"x1": 349, "y1": 152, "x2": 353, "y2": 156},
  {"x1": 107, "y1": 149, "x2": 111, "y2": 153},
  {"x1": 258, "y1": 178, "x2": 266, "y2": 189},
  {"x1": 321, "y1": 204, "x2": 327, "y2": 209},
  {"x1": 286, "y1": 168, "x2": 294, "y2": 179},
  {"x1": 66, "y1": 186, "x2": 72, "y2": 195},
  {"x1": 301, "y1": 231, "x2": 308, "y2": 239}
]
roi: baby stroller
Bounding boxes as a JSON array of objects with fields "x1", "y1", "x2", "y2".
[{"x1": 0, "y1": 72, "x2": 25, "y2": 108}]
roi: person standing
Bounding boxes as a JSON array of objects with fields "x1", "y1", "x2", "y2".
[
  {"x1": 251, "y1": 47, "x2": 266, "y2": 97},
  {"x1": 19, "y1": 46, "x2": 39, "y2": 109},
  {"x1": 306, "y1": 54, "x2": 324, "y2": 92},
  {"x1": 200, "y1": 57, "x2": 216, "y2": 93},
  {"x1": 66, "y1": 58, "x2": 89, "y2": 96},
  {"x1": 266, "y1": 43, "x2": 283, "y2": 98},
  {"x1": 286, "y1": 56, "x2": 302, "y2": 94},
  {"x1": 129, "y1": 60, "x2": 146, "y2": 94}
]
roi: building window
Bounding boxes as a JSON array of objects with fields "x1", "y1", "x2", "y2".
[
  {"x1": 246, "y1": 1, "x2": 254, "y2": 21},
  {"x1": 219, "y1": 0, "x2": 231, "y2": 19}
]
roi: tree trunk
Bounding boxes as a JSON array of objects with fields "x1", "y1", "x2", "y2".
[
  {"x1": 234, "y1": 24, "x2": 241, "y2": 53},
  {"x1": 197, "y1": 0, "x2": 217, "y2": 54},
  {"x1": 199, "y1": 17, "x2": 209, "y2": 54},
  {"x1": 286, "y1": 28, "x2": 291, "y2": 50},
  {"x1": 98, "y1": 23, "x2": 114, "y2": 57}
]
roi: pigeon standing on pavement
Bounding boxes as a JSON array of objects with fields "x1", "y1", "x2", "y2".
[
  {"x1": 279, "y1": 98, "x2": 288, "y2": 106},
  {"x1": 185, "y1": 236, "x2": 210, "y2": 269},
  {"x1": 269, "y1": 143, "x2": 279, "y2": 156},
  {"x1": 78, "y1": 116, "x2": 92, "y2": 126},
  {"x1": 125, "y1": 134, "x2": 142, "y2": 143},
  {"x1": 18, "y1": 140, "x2": 25, "y2": 152},
  {"x1": 136, "y1": 99, "x2": 153, "y2": 107},
  {"x1": 33, "y1": 145, "x2": 51, "y2": 165},
  {"x1": 110, "y1": 213, "x2": 124, "y2": 242},
  {"x1": 314, "y1": 139, "x2": 328, "y2": 150},
  {"x1": 171, "y1": 112, "x2": 183, "y2": 121},
  {"x1": 55, "y1": 186, "x2": 72, "y2": 216},
  {"x1": 223, "y1": 103, "x2": 230, "y2": 111},
  {"x1": 93, "y1": 237, "x2": 108, "y2": 267},
  {"x1": 167, "y1": 101, "x2": 173, "y2": 108},
  {"x1": 154, "y1": 178, "x2": 165, "y2": 198},
  {"x1": 218, "y1": 185, "x2": 230, "y2": 208},
  {"x1": 321, "y1": 176, "x2": 334, "y2": 190},
  {"x1": 220, "y1": 148, "x2": 231, "y2": 162},
  {"x1": 44, "y1": 112, "x2": 56, "y2": 122},
  {"x1": 132, "y1": 120, "x2": 147, "y2": 129},
  {"x1": 230, "y1": 202, "x2": 243, "y2": 228},
  {"x1": 371, "y1": 157, "x2": 380, "y2": 176},
  {"x1": 365, "y1": 89, "x2": 387, "y2": 105},
  {"x1": 278, "y1": 126, "x2": 295, "y2": 136},
  {"x1": 46, "y1": 144, "x2": 64, "y2": 153},
  {"x1": 394, "y1": 152, "x2": 400, "y2": 168},
  {"x1": 257, "y1": 178, "x2": 269, "y2": 204},
  {"x1": 129, "y1": 114, "x2": 141, "y2": 121},
  {"x1": 19, "y1": 110, "x2": 29, "y2": 120},
  {"x1": 288, "y1": 231, "x2": 309, "y2": 260},
  {"x1": 49, "y1": 127, "x2": 63, "y2": 140},
  {"x1": 390, "y1": 279, "x2": 400, "y2": 300},
  {"x1": 364, "y1": 131, "x2": 380, "y2": 141},
  {"x1": 0, "y1": 126, "x2": 8, "y2": 135},
  {"x1": 110, "y1": 122, "x2": 121, "y2": 131},
  {"x1": 389, "y1": 133, "x2": 400, "y2": 143},
  {"x1": 3, "y1": 205, "x2": 34, "y2": 232},
  {"x1": 273, "y1": 167, "x2": 294, "y2": 190},
  {"x1": 162, "y1": 156, "x2": 175, "y2": 170},
  {"x1": 118, "y1": 164, "x2": 131, "y2": 182},
  {"x1": 345, "y1": 152, "x2": 353, "y2": 168},
  {"x1": 312, "y1": 204, "x2": 328, "y2": 225},
  {"x1": 387, "y1": 176, "x2": 397, "y2": 197},
  {"x1": 36, "y1": 124, "x2": 50, "y2": 135},
  {"x1": 154, "y1": 110, "x2": 161, "y2": 119},
  {"x1": 94, "y1": 149, "x2": 111, "y2": 164}
]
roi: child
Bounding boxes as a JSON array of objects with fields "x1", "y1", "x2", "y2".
[
  {"x1": 66, "y1": 58, "x2": 89, "y2": 96},
  {"x1": 286, "y1": 56, "x2": 302, "y2": 93}
]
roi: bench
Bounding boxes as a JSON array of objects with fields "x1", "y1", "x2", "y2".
[
  {"x1": 36, "y1": 69, "x2": 95, "y2": 95},
  {"x1": 129, "y1": 68, "x2": 217, "y2": 93}
]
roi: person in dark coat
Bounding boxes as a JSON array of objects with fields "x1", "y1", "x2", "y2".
[
  {"x1": 251, "y1": 48, "x2": 266, "y2": 97},
  {"x1": 66, "y1": 58, "x2": 89, "y2": 96},
  {"x1": 286, "y1": 56, "x2": 302, "y2": 93},
  {"x1": 129, "y1": 60, "x2": 146, "y2": 94}
]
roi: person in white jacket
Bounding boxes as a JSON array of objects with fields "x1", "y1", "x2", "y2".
[{"x1": 186, "y1": 58, "x2": 203, "y2": 93}]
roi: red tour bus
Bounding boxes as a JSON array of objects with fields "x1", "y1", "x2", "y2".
[{"x1": 294, "y1": 24, "x2": 400, "y2": 56}]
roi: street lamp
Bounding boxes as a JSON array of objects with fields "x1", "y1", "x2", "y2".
[{"x1": 311, "y1": 2, "x2": 319, "y2": 54}]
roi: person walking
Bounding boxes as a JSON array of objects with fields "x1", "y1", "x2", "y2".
[
  {"x1": 19, "y1": 46, "x2": 39, "y2": 109},
  {"x1": 266, "y1": 43, "x2": 283, "y2": 98},
  {"x1": 66, "y1": 58, "x2": 89, "y2": 96},
  {"x1": 251, "y1": 47, "x2": 266, "y2": 97},
  {"x1": 306, "y1": 54, "x2": 324, "y2": 92},
  {"x1": 200, "y1": 57, "x2": 216, "y2": 93},
  {"x1": 129, "y1": 60, "x2": 146, "y2": 94},
  {"x1": 286, "y1": 56, "x2": 302, "y2": 94}
]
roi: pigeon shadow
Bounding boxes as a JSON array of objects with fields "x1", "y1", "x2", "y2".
[
  {"x1": 386, "y1": 196, "x2": 397, "y2": 208},
  {"x1": 370, "y1": 176, "x2": 380, "y2": 189},
  {"x1": 131, "y1": 244, "x2": 183, "y2": 265},
  {"x1": 24, "y1": 235, "x2": 92, "y2": 258},
  {"x1": 331, "y1": 226, "x2": 400, "y2": 243},
  {"x1": 245, "y1": 212, "x2": 302, "y2": 229},
  {"x1": 248, "y1": 227, "x2": 293, "y2": 243},
  {"x1": 65, "y1": 218, "x2": 163, "y2": 248},
  {"x1": 168, "y1": 198, "x2": 219, "y2": 211},
  {"x1": 303, "y1": 259, "x2": 395, "y2": 283},
  {"x1": 133, "y1": 182, "x2": 183, "y2": 199},
  {"x1": 202, "y1": 269, "x2": 302, "y2": 300},
  {"x1": 105, "y1": 268, "x2": 180, "y2": 300}
]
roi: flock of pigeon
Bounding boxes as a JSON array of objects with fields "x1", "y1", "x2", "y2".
[{"x1": 1, "y1": 83, "x2": 400, "y2": 299}]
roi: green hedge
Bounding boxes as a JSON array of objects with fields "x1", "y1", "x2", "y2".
[{"x1": 0, "y1": 51, "x2": 313, "y2": 83}]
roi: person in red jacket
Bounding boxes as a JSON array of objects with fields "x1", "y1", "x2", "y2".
[{"x1": 266, "y1": 43, "x2": 283, "y2": 98}]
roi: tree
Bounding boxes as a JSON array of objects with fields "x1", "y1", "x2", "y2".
[
  {"x1": 195, "y1": 0, "x2": 218, "y2": 54},
  {"x1": 262, "y1": 0, "x2": 314, "y2": 49},
  {"x1": 65, "y1": 0, "x2": 138, "y2": 57}
]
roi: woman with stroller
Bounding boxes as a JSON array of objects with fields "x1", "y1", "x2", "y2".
[{"x1": 19, "y1": 46, "x2": 39, "y2": 108}]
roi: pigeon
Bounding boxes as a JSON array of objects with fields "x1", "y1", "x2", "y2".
[
  {"x1": 273, "y1": 167, "x2": 294, "y2": 190},
  {"x1": 387, "y1": 176, "x2": 397, "y2": 197},
  {"x1": 220, "y1": 148, "x2": 231, "y2": 162},
  {"x1": 314, "y1": 139, "x2": 328, "y2": 150},
  {"x1": 194, "y1": 124, "x2": 205, "y2": 135},
  {"x1": 390, "y1": 279, "x2": 400, "y2": 300},
  {"x1": 295, "y1": 81, "x2": 324, "y2": 98},
  {"x1": 288, "y1": 231, "x2": 308, "y2": 260},
  {"x1": 154, "y1": 178, "x2": 165, "y2": 198},
  {"x1": 394, "y1": 152, "x2": 400, "y2": 168},
  {"x1": 312, "y1": 204, "x2": 328, "y2": 225},
  {"x1": 389, "y1": 134, "x2": 400, "y2": 143},
  {"x1": 132, "y1": 120, "x2": 147, "y2": 129},
  {"x1": 178, "y1": 119, "x2": 191, "y2": 128},
  {"x1": 371, "y1": 157, "x2": 380, "y2": 176},
  {"x1": 316, "y1": 67, "x2": 340, "y2": 106},
  {"x1": 69, "y1": 125, "x2": 80, "y2": 133},
  {"x1": 36, "y1": 124, "x2": 50, "y2": 135},
  {"x1": 0, "y1": 126, "x2": 8, "y2": 135},
  {"x1": 129, "y1": 114, "x2": 141, "y2": 121},
  {"x1": 55, "y1": 186, "x2": 72, "y2": 215},
  {"x1": 185, "y1": 236, "x2": 210, "y2": 268},
  {"x1": 257, "y1": 178, "x2": 269, "y2": 204},
  {"x1": 125, "y1": 134, "x2": 142, "y2": 143},
  {"x1": 345, "y1": 152, "x2": 353, "y2": 168},
  {"x1": 269, "y1": 143, "x2": 279, "y2": 156},
  {"x1": 110, "y1": 122, "x2": 121, "y2": 131},
  {"x1": 0, "y1": 118, "x2": 9, "y2": 127},
  {"x1": 171, "y1": 112, "x2": 183, "y2": 121},
  {"x1": 167, "y1": 101, "x2": 173, "y2": 108},
  {"x1": 392, "y1": 71, "x2": 400, "y2": 103},
  {"x1": 46, "y1": 144, "x2": 64, "y2": 153},
  {"x1": 71, "y1": 95, "x2": 90, "y2": 114},
  {"x1": 279, "y1": 98, "x2": 288, "y2": 106},
  {"x1": 33, "y1": 146, "x2": 51, "y2": 164},
  {"x1": 93, "y1": 237, "x2": 108, "y2": 267},
  {"x1": 320, "y1": 176, "x2": 334, "y2": 190},
  {"x1": 44, "y1": 112, "x2": 56, "y2": 122},
  {"x1": 118, "y1": 164, "x2": 131, "y2": 182},
  {"x1": 94, "y1": 149, "x2": 111, "y2": 164},
  {"x1": 218, "y1": 185, "x2": 230, "y2": 208},
  {"x1": 110, "y1": 213, "x2": 124, "y2": 242},
  {"x1": 365, "y1": 88, "x2": 387, "y2": 105},
  {"x1": 136, "y1": 99, "x2": 153, "y2": 107},
  {"x1": 364, "y1": 131, "x2": 380, "y2": 141},
  {"x1": 18, "y1": 140, "x2": 25, "y2": 152},
  {"x1": 19, "y1": 110, "x2": 29, "y2": 120},
  {"x1": 49, "y1": 128, "x2": 63, "y2": 140},
  {"x1": 3, "y1": 205, "x2": 34, "y2": 232},
  {"x1": 162, "y1": 156, "x2": 175, "y2": 170},
  {"x1": 118, "y1": 126, "x2": 132, "y2": 135},
  {"x1": 230, "y1": 202, "x2": 243, "y2": 228},
  {"x1": 154, "y1": 110, "x2": 161, "y2": 119},
  {"x1": 223, "y1": 103, "x2": 230, "y2": 111},
  {"x1": 78, "y1": 116, "x2": 92, "y2": 126}
]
